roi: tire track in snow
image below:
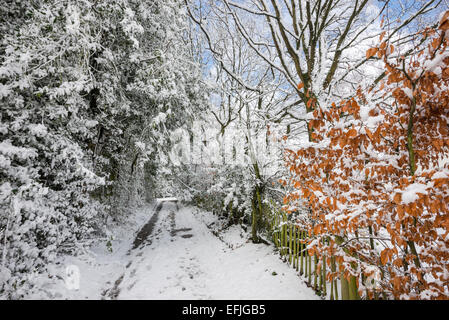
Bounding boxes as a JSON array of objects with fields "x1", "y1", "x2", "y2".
[
  {"x1": 104, "y1": 202, "x2": 319, "y2": 300},
  {"x1": 102, "y1": 201, "x2": 164, "y2": 299},
  {"x1": 131, "y1": 202, "x2": 163, "y2": 250}
]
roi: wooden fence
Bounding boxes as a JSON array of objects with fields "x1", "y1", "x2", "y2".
[{"x1": 269, "y1": 207, "x2": 383, "y2": 300}]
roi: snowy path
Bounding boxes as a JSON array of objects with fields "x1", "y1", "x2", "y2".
[{"x1": 103, "y1": 202, "x2": 318, "y2": 300}]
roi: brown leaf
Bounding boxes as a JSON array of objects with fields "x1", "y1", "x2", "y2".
[
  {"x1": 439, "y1": 10, "x2": 449, "y2": 30},
  {"x1": 366, "y1": 47, "x2": 378, "y2": 59}
]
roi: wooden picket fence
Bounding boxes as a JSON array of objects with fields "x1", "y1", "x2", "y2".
[{"x1": 269, "y1": 206, "x2": 383, "y2": 300}]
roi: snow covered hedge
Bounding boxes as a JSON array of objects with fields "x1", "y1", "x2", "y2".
[{"x1": 0, "y1": 0, "x2": 207, "y2": 298}]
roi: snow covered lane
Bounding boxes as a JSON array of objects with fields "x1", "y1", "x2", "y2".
[{"x1": 113, "y1": 202, "x2": 318, "y2": 300}]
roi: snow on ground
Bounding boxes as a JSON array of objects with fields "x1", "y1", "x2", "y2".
[
  {"x1": 22, "y1": 203, "x2": 158, "y2": 299},
  {"x1": 111, "y1": 203, "x2": 319, "y2": 300},
  {"x1": 22, "y1": 201, "x2": 318, "y2": 300}
]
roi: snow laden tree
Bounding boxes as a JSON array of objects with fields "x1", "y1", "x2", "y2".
[
  {"x1": 185, "y1": 0, "x2": 443, "y2": 243},
  {"x1": 0, "y1": 0, "x2": 110, "y2": 297},
  {"x1": 98, "y1": 0, "x2": 208, "y2": 214},
  {"x1": 203, "y1": 0, "x2": 443, "y2": 138},
  {"x1": 185, "y1": 1, "x2": 292, "y2": 242},
  {"x1": 0, "y1": 0, "x2": 207, "y2": 298},
  {"x1": 282, "y1": 12, "x2": 449, "y2": 299}
]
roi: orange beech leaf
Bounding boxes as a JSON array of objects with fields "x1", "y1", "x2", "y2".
[
  {"x1": 439, "y1": 10, "x2": 449, "y2": 30},
  {"x1": 431, "y1": 38, "x2": 440, "y2": 50},
  {"x1": 393, "y1": 193, "x2": 402, "y2": 205},
  {"x1": 393, "y1": 277, "x2": 402, "y2": 290},
  {"x1": 366, "y1": 47, "x2": 378, "y2": 59},
  {"x1": 389, "y1": 44, "x2": 394, "y2": 54},
  {"x1": 380, "y1": 249, "x2": 389, "y2": 265},
  {"x1": 347, "y1": 128, "x2": 357, "y2": 138},
  {"x1": 397, "y1": 205, "x2": 404, "y2": 218},
  {"x1": 297, "y1": 82, "x2": 304, "y2": 90},
  {"x1": 307, "y1": 99, "x2": 313, "y2": 109}
]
